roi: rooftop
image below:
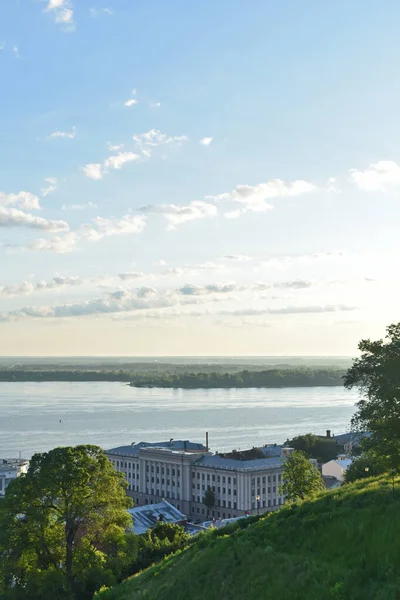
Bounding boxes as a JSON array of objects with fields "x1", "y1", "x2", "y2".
[
  {"x1": 193, "y1": 454, "x2": 285, "y2": 472},
  {"x1": 106, "y1": 440, "x2": 207, "y2": 457},
  {"x1": 127, "y1": 500, "x2": 187, "y2": 535}
]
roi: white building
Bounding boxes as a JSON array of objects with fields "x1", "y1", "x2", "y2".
[
  {"x1": 106, "y1": 440, "x2": 287, "y2": 521},
  {"x1": 322, "y1": 458, "x2": 353, "y2": 483},
  {"x1": 0, "y1": 458, "x2": 28, "y2": 497}
]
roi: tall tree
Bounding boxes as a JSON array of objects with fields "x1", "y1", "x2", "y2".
[
  {"x1": 280, "y1": 451, "x2": 325, "y2": 502},
  {"x1": 344, "y1": 323, "x2": 400, "y2": 469},
  {"x1": 203, "y1": 487, "x2": 216, "y2": 518},
  {"x1": 0, "y1": 445, "x2": 132, "y2": 600}
]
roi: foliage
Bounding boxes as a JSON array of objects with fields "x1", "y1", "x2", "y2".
[
  {"x1": 0, "y1": 367, "x2": 345, "y2": 387},
  {"x1": 279, "y1": 450, "x2": 325, "y2": 502},
  {"x1": 203, "y1": 487, "x2": 216, "y2": 516},
  {"x1": 95, "y1": 476, "x2": 400, "y2": 600},
  {"x1": 344, "y1": 323, "x2": 400, "y2": 468},
  {"x1": 285, "y1": 433, "x2": 344, "y2": 463},
  {"x1": 0, "y1": 445, "x2": 132, "y2": 600},
  {"x1": 344, "y1": 451, "x2": 387, "y2": 483}
]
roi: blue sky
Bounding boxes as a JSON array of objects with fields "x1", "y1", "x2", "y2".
[{"x1": 1, "y1": 0, "x2": 399, "y2": 355}]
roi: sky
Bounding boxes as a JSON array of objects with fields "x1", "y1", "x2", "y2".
[{"x1": 1, "y1": 0, "x2": 400, "y2": 356}]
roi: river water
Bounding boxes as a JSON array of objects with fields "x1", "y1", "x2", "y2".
[{"x1": 0, "y1": 383, "x2": 358, "y2": 458}]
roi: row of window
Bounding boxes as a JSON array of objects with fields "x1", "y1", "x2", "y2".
[
  {"x1": 146, "y1": 464, "x2": 180, "y2": 477},
  {"x1": 192, "y1": 472, "x2": 282, "y2": 485}
]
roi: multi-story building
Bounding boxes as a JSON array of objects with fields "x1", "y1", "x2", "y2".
[
  {"x1": 0, "y1": 458, "x2": 29, "y2": 497},
  {"x1": 106, "y1": 439, "x2": 289, "y2": 521}
]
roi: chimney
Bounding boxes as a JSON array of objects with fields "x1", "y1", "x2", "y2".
[
  {"x1": 326, "y1": 430, "x2": 331, "y2": 438},
  {"x1": 206, "y1": 432, "x2": 209, "y2": 452}
]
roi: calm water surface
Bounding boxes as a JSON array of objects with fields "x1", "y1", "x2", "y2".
[{"x1": 0, "y1": 383, "x2": 358, "y2": 457}]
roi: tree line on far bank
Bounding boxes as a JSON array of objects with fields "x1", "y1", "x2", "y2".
[{"x1": 0, "y1": 367, "x2": 345, "y2": 387}]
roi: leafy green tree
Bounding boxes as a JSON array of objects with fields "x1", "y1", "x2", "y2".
[
  {"x1": 344, "y1": 323, "x2": 400, "y2": 469},
  {"x1": 344, "y1": 451, "x2": 387, "y2": 484},
  {"x1": 285, "y1": 433, "x2": 344, "y2": 463},
  {"x1": 0, "y1": 445, "x2": 132, "y2": 600},
  {"x1": 280, "y1": 451, "x2": 325, "y2": 502},
  {"x1": 203, "y1": 487, "x2": 216, "y2": 518}
]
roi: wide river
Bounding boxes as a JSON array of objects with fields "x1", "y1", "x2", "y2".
[{"x1": 0, "y1": 383, "x2": 359, "y2": 458}]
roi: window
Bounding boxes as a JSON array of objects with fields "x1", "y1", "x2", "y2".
[
  {"x1": 156, "y1": 478, "x2": 159, "y2": 484},
  {"x1": 278, "y1": 474, "x2": 282, "y2": 481},
  {"x1": 167, "y1": 468, "x2": 170, "y2": 475},
  {"x1": 207, "y1": 473, "x2": 210, "y2": 481},
  {"x1": 222, "y1": 476, "x2": 226, "y2": 483},
  {"x1": 233, "y1": 489, "x2": 237, "y2": 496},
  {"x1": 151, "y1": 477, "x2": 154, "y2": 483},
  {"x1": 252, "y1": 478, "x2": 255, "y2": 485},
  {"x1": 125, "y1": 462, "x2": 127, "y2": 468},
  {"x1": 212, "y1": 475, "x2": 215, "y2": 482},
  {"x1": 268, "y1": 476, "x2": 271, "y2": 483},
  {"x1": 202, "y1": 508, "x2": 205, "y2": 515},
  {"x1": 273, "y1": 475, "x2": 276, "y2": 482},
  {"x1": 228, "y1": 477, "x2": 231, "y2": 484},
  {"x1": 217, "y1": 475, "x2": 221, "y2": 483},
  {"x1": 234, "y1": 502, "x2": 237, "y2": 510},
  {"x1": 151, "y1": 465, "x2": 154, "y2": 473},
  {"x1": 162, "y1": 478, "x2": 165, "y2": 485},
  {"x1": 263, "y1": 476, "x2": 266, "y2": 484},
  {"x1": 197, "y1": 508, "x2": 200, "y2": 514},
  {"x1": 162, "y1": 467, "x2": 165, "y2": 474},
  {"x1": 197, "y1": 496, "x2": 200, "y2": 502},
  {"x1": 177, "y1": 470, "x2": 180, "y2": 476},
  {"x1": 151, "y1": 489, "x2": 154, "y2": 495},
  {"x1": 268, "y1": 499, "x2": 271, "y2": 507},
  {"x1": 192, "y1": 483, "x2": 195, "y2": 489},
  {"x1": 197, "y1": 473, "x2": 200, "y2": 479},
  {"x1": 257, "y1": 477, "x2": 260, "y2": 484},
  {"x1": 116, "y1": 461, "x2": 119, "y2": 467},
  {"x1": 228, "y1": 501, "x2": 231, "y2": 508},
  {"x1": 146, "y1": 465, "x2": 149, "y2": 472},
  {"x1": 263, "y1": 500, "x2": 266, "y2": 507},
  {"x1": 192, "y1": 494, "x2": 195, "y2": 501},
  {"x1": 167, "y1": 479, "x2": 170, "y2": 486},
  {"x1": 197, "y1": 483, "x2": 200, "y2": 490},
  {"x1": 212, "y1": 486, "x2": 216, "y2": 492},
  {"x1": 172, "y1": 469, "x2": 175, "y2": 476},
  {"x1": 192, "y1": 472, "x2": 195, "y2": 478},
  {"x1": 233, "y1": 478, "x2": 236, "y2": 485},
  {"x1": 223, "y1": 487, "x2": 226, "y2": 494},
  {"x1": 202, "y1": 484, "x2": 205, "y2": 491},
  {"x1": 202, "y1": 473, "x2": 205, "y2": 480},
  {"x1": 228, "y1": 488, "x2": 231, "y2": 495},
  {"x1": 223, "y1": 500, "x2": 226, "y2": 507},
  {"x1": 262, "y1": 487, "x2": 265, "y2": 494},
  {"x1": 218, "y1": 486, "x2": 221, "y2": 493},
  {"x1": 273, "y1": 487, "x2": 276, "y2": 493},
  {"x1": 268, "y1": 487, "x2": 271, "y2": 494},
  {"x1": 157, "y1": 466, "x2": 159, "y2": 474}
]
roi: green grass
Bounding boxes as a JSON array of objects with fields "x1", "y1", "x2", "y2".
[{"x1": 96, "y1": 476, "x2": 400, "y2": 600}]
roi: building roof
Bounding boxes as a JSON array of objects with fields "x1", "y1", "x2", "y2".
[
  {"x1": 333, "y1": 432, "x2": 370, "y2": 446},
  {"x1": 336, "y1": 459, "x2": 353, "y2": 469},
  {"x1": 127, "y1": 500, "x2": 187, "y2": 535},
  {"x1": 193, "y1": 454, "x2": 285, "y2": 472},
  {"x1": 201, "y1": 515, "x2": 249, "y2": 529},
  {"x1": 106, "y1": 439, "x2": 207, "y2": 457}
]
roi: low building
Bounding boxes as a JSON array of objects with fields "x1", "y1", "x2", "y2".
[
  {"x1": 127, "y1": 500, "x2": 207, "y2": 536},
  {"x1": 322, "y1": 458, "x2": 353, "y2": 483},
  {"x1": 0, "y1": 458, "x2": 29, "y2": 497},
  {"x1": 106, "y1": 438, "x2": 287, "y2": 521}
]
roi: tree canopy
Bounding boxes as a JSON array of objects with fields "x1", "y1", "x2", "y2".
[
  {"x1": 344, "y1": 323, "x2": 400, "y2": 469},
  {"x1": 279, "y1": 451, "x2": 325, "y2": 502},
  {"x1": 203, "y1": 487, "x2": 216, "y2": 517},
  {"x1": 344, "y1": 451, "x2": 387, "y2": 484},
  {"x1": 285, "y1": 433, "x2": 344, "y2": 463},
  {"x1": 0, "y1": 445, "x2": 132, "y2": 600}
]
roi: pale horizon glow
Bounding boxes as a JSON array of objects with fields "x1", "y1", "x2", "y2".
[{"x1": 1, "y1": 1, "x2": 399, "y2": 356}]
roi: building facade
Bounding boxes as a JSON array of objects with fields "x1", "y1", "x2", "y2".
[
  {"x1": 0, "y1": 458, "x2": 29, "y2": 497},
  {"x1": 106, "y1": 440, "x2": 287, "y2": 521}
]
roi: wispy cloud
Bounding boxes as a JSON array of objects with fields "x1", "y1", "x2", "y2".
[
  {"x1": 45, "y1": 0, "x2": 75, "y2": 31},
  {"x1": 200, "y1": 137, "x2": 213, "y2": 146},
  {"x1": 0, "y1": 191, "x2": 41, "y2": 211},
  {"x1": 207, "y1": 178, "x2": 316, "y2": 218},
  {"x1": 62, "y1": 202, "x2": 98, "y2": 211},
  {"x1": 49, "y1": 126, "x2": 76, "y2": 139},
  {"x1": 133, "y1": 129, "x2": 188, "y2": 149},
  {"x1": 12, "y1": 45, "x2": 20, "y2": 59},
  {"x1": 89, "y1": 7, "x2": 113, "y2": 17},
  {"x1": 124, "y1": 89, "x2": 138, "y2": 107},
  {"x1": 140, "y1": 200, "x2": 217, "y2": 229},
  {"x1": 0, "y1": 275, "x2": 83, "y2": 297},
  {"x1": 349, "y1": 160, "x2": 400, "y2": 192},
  {"x1": 40, "y1": 178, "x2": 58, "y2": 197},
  {"x1": 149, "y1": 101, "x2": 161, "y2": 108},
  {"x1": 83, "y1": 151, "x2": 140, "y2": 180},
  {"x1": 0, "y1": 207, "x2": 69, "y2": 232}
]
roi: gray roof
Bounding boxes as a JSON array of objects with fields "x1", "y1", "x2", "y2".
[
  {"x1": 127, "y1": 500, "x2": 187, "y2": 535},
  {"x1": 333, "y1": 432, "x2": 370, "y2": 446},
  {"x1": 106, "y1": 439, "x2": 207, "y2": 457},
  {"x1": 193, "y1": 454, "x2": 285, "y2": 472},
  {"x1": 260, "y1": 445, "x2": 284, "y2": 458}
]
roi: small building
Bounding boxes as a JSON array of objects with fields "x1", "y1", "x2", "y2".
[
  {"x1": 322, "y1": 458, "x2": 353, "y2": 483},
  {"x1": 0, "y1": 458, "x2": 29, "y2": 497},
  {"x1": 127, "y1": 500, "x2": 188, "y2": 535}
]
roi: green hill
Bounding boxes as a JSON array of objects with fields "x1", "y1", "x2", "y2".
[{"x1": 96, "y1": 476, "x2": 400, "y2": 600}]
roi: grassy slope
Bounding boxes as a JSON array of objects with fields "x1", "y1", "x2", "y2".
[{"x1": 97, "y1": 476, "x2": 400, "y2": 600}]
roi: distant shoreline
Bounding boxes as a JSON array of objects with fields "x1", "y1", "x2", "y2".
[{"x1": 0, "y1": 367, "x2": 346, "y2": 387}]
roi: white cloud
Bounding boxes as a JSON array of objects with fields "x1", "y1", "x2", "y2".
[
  {"x1": 62, "y1": 202, "x2": 98, "y2": 210},
  {"x1": 49, "y1": 126, "x2": 76, "y2": 139},
  {"x1": 12, "y1": 45, "x2": 19, "y2": 58},
  {"x1": 40, "y1": 178, "x2": 58, "y2": 197},
  {"x1": 0, "y1": 275, "x2": 82, "y2": 297},
  {"x1": 83, "y1": 152, "x2": 140, "y2": 180},
  {"x1": 107, "y1": 142, "x2": 124, "y2": 151},
  {"x1": 208, "y1": 178, "x2": 316, "y2": 217},
  {"x1": 140, "y1": 200, "x2": 217, "y2": 229},
  {"x1": 0, "y1": 207, "x2": 68, "y2": 231},
  {"x1": 124, "y1": 89, "x2": 138, "y2": 107},
  {"x1": 45, "y1": 0, "x2": 75, "y2": 30},
  {"x1": 349, "y1": 160, "x2": 400, "y2": 192},
  {"x1": 200, "y1": 137, "x2": 213, "y2": 146},
  {"x1": 118, "y1": 272, "x2": 146, "y2": 281},
  {"x1": 104, "y1": 151, "x2": 140, "y2": 170},
  {"x1": 326, "y1": 177, "x2": 341, "y2": 194},
  {"x1": 0, "y1": 41, "x2": 5, "y2": 51},
  {"x1": 90, "y1": 214, "x2": 147, "y2": 238},
  {"x1": 133, "y1": 129, "x2": 188, "y2": 148},
  {"x1": 0, "y1": 191, "x2": 41, "y2": 210},
  {"x1": 162, "y1": 262, "x2": 222, "y2": 277},
  {"x1": 89, "y1": 7, "x2": 113, "y2": 17},
  {"x1": 29, "y1": 232, "x2": 79, "y2": 253},
  {"x1": 149, "y1": 101, "x2": 161, "y2": 108},
  {"x1": 83, "y1": 164, "x2": 103, "y2": 180}
]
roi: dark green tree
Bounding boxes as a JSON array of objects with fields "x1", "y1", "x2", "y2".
[
  {"x1": 0, "y1": 445, "x2": 132, "y2": 600},
  {"x1": 285, "y1": 433, "x2": 344, "y2": 463},
  {"x1": 344, "y1": 323, "x2": 400, "y2": 469},
  {"x1": 344, "y1": 451, "x2": 387, "y2": 484},
  {"x1": 279, "y1": 450, "x2": 325, "y2": 502},
  {"x1": 203, "y1": 487, "x2": 216, "y2": 518}
]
